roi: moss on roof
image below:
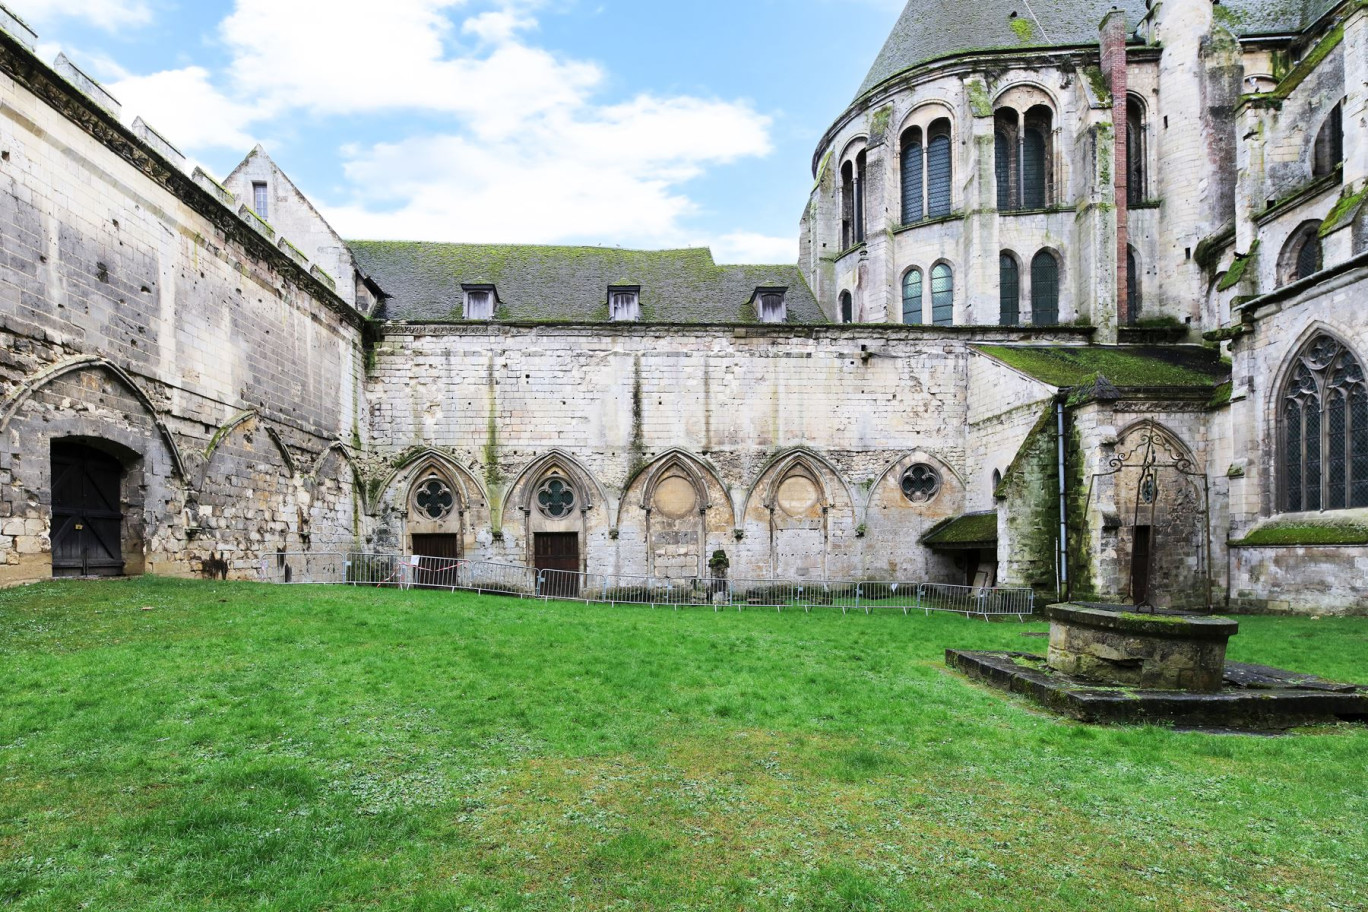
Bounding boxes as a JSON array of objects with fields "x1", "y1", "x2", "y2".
[
  {"x1": 854, "y1": 0, "x2": 1152, "y2": 101},
  {"x1": 975, "y1": 345, "x2": 1231, "y2": 390},
  {"x1": 922, "y1": 511, "x2": 999, "y2": 549},
  {"x1": 348, "y1": 241, "x2": 824, "y2": 325},
  {"x1": 1238, "y1": 514, "x2": 1368, "y2": 546}
]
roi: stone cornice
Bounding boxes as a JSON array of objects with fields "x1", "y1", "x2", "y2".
[{"x1": 0, "y1": 30, "x2": 362, "y2": 331}]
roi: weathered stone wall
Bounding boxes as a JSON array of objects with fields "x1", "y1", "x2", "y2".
[
  {"x1": 0, "y1": 39, "x2": 365, "y2": 584},
  {"x1": 1230, "y1": 543, "x2": 1368, "y2": 616},
  {"x1": 1228, "y1": 263, "x2": 1368, "y2": 531},
  {"x1": 366, "y1": 324, "x2": 1091, "y2": 582},
  {"x1": 810, "y1": 61, "x2": 1126, "y2": 332}
]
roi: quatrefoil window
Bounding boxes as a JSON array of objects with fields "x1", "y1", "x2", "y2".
[
  {"x1": 537, "y1": 477, "x2": 577, "y2": 519},
  {"x1": 414, "y1": 478, "x2": 455, "y2": 520},
  {"x1": 901, "y1": 465, "x2": 941, "y2": 503}
]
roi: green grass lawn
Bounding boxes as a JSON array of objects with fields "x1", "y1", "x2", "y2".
[{"x1": 2, "y1": 579, "x2": 1366, "y2": 911}]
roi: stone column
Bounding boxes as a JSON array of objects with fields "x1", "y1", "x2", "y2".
[{"x1": 1102, "y1": 11, "x2": 1131, "y2": 328}]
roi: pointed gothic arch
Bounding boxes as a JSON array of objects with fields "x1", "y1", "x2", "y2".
[
  {"x1": 1277, "y1": 332, "x2": 1368, "y2": 512},
  {"x1": 619, "y1": 450, "x2": 733, "y2": 579},
  {"x1": 376, "y1": 448, "x2": 488, "y2": 518},
  {"x1": 201, "y1": 410, "x2": 299, "y2": 490},
  {"x1": 0, "y1": 355, "x2": 186, "y2": 479}
]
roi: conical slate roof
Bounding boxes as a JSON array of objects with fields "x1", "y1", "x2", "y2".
[
  {"x1": 856, "y1": 0, "x2": 1346, "y2": 101},
  {"x1": 855, "y1": 0, "x2": 1150, "y2": 100}
]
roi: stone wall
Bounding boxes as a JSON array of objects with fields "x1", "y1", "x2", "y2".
[
  {"x1": 1230, "y1": 544, "x2": 1368, "y2": 616},
  {"x1": 365, "y1": 324, "x2": 1091, "y2": 582},
  {"x1": 0, "y1": 36, "x2": 364, "y2": 584}
]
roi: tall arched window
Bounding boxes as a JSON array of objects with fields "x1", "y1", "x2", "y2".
[
  {"x1": 1031, "y1": 251, "x2": 1059, "y2": 325},
  {"x1": 927, "y1": 120, "x2": 953, "y2": 218},
  {"x1": 901, "y1": 128, "x2": 924, "y2": 225},
  {"x1": 994, "y1": 109, "x2": 1019, "y2": 211},
  {"x1": 1312, "y1": 101, "x2": 1344, "y2": 180},
  {"x1": 1282, "y1": 334, "x2": 1368, "y2": 512},
  {"x1": 930, "y1": 263, "x2": 954, "y2": 326},
  {"x1": 1127, "y1": 96, "x2": 1147, "y2": 206},
  {"x1": 1127, "y1": 246, "x2": 1141, "y2": 322},
  {"x1": 995, "y1": 131, "x2": 1013, "y2": 210},
  {"x1": 840, "y1": 161, "x2": 855, "y2": 250},
  {"x1": 839, "y1": 291, "x2": 854, "y2": 324},
  {"x1": 902, "y1": 268, "x2": 923, "y2": 325},
  {"x1": 1282, "y1": 224, "x2": 1323, "y2": 285},
  {"x1": 1022, "y1": 106, "x2": 1053, "y2": 210},
  {"x1": 999, "y1": 254, "x2": 1020, "y2": 326},
  {"x1": 854, "y1": 150, "x2": 868, "y2": 244}
]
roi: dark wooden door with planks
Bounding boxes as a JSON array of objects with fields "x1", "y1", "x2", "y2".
[
  {"x1": 50, "y1": 441, "x2": 126, "y2": 578},
  {"x1": 535, "y1": 532, "x2": 581, "y2": 599},
  {"x1": 1130, "y1": 525, "x2": 1152, "y2": 605}
]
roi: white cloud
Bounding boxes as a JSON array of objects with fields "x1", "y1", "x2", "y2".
[
  {"x1": 93, "y1": 0, "x2": 784, "y2": 258},
  {"x1": 11, "y1": 0, "x2": 153, "y2": 30},
  {"x1": 109, "y1": 67, "x2": 263, "y2": 150},
  {"x1": 329, "y1": 93, "x2": 771, "y2": 245},
  {"x1": 712, "y1": 232, "x2": 798, "y2": 265}
]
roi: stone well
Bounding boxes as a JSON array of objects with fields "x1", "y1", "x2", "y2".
[{"x1": 1046, "y1": 604, "x2": 1239, "y2": 692}]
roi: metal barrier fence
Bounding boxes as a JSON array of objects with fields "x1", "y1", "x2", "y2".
[{"x1": 258, "y1": 552, "x2": 1035, "y2": 619}]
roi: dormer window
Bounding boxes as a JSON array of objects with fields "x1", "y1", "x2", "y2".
[
  {"x1": 754, "y1": 287, "x2": 788, "y2": 324},
  {"x1": 608, "y1": 286, "x2": 641, "y2": 322},
  {"x1": 462, "y1": 284, "x2": 497, "y2": 321},
  {"x1": 252, "y1": 182, "x2": 268, "y2": 221}
]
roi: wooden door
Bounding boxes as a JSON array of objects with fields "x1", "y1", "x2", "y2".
[
  {"x1": 1131, "y1": 526, "x2": 1152, "y2": 605},
  {"x1": 535, "y1": 532, "x2": 581, "y2": 599},
  {"x1": 51, "y1": 442, "x2": 125, "y2": 578},
  {"x1": 411, "y1": 534, "x2": 463, "y2": 589}
]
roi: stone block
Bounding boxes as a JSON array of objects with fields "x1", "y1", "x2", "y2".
[{"x1": 1046, "y1": 604, "x2": 1237, "y2": 692}]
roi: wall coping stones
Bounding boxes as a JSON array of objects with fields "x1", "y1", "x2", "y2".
[
  {"x1": 237, "y1": 203, "x2": 276, "y2": 242},
  {"x1": 1046, "y1": 603, "x2": 1239, "y2": 640},
  {"x1": 131, "y1": 117, "x2": 186, "y2": 171},
  {"x1": 53, "y1": 53, "x2": 120, "y2": 119},
  {"x1": 191, "y1": 167, "x2": 236, "y2": 209},
  {"x1": 0, "y1": 4, "x2": 35, "y2": 51}
]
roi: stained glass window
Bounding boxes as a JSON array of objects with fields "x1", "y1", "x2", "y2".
[
  {"x1": 902, "y1": 269, "x2": 923, "y2": 325},
  {"x1": 927, "y1": 122, "x2": 952, "y2": 219},
  {"x1": 901, "y1": 130, "x2": 923, "y2": 225},
  {"x1": 999, "y1": 255, "x2": 1019, "y2": 326},
  {"x1": 1282, "y1": 336, "x2": 1368, "y2": 511},
  {"x1": 931, "y1": 264, "x2": 953, "y2": 327},
  {"x1": 1031, "y1": 251, "x2": 1059, "y2": 325}
]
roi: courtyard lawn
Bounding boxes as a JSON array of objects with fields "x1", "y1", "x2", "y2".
[{"x1": 1, "y1": 580, "x2": 1366, "y2": 911}]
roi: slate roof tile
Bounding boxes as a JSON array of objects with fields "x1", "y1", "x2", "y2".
[{"x1": 348, "y1": 241, "x2": 824, "y2": 325}]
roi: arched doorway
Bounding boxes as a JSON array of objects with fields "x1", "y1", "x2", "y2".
[{"x1": 51, "y1": 440, "x2": 127, "y2": 578}]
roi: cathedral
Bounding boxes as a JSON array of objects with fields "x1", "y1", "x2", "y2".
[{"x1": 0, "y1": 0, "x2": 1364, "y2": 614}]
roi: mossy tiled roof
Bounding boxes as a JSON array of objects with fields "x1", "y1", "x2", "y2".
[
  {"x1": 856, "y1": 0, "x2": 1339, "y2": 102},
  {"x1": 348, "y1": 241, "x2": 823, "y2": 325},
  {"x1": 922, "y1": 511, "x2": 999, "y2": 550},
  {"x1": 974, "y1": 345, "x2": 1231, "y2": 390}
]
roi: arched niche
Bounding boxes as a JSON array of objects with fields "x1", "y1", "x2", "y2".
[
  {"x1": 306, "y1": 443, "x2": 365, "y2": 553},
  {"x1": 1104, "y1": 421, "x2": 1210, "y2": 611},
  {"x1": 741, "y1": 451, "x2": 855, "y2": 580},
  {"x1": 0, "y1": 359, "x2": 191, "y2": 583},
  {"x1": 372, "y1": 449, "x2": 489, "y2": 558},
  {"x1": 618, "y1": 451, "x2": 734, "y2": 580},
  {"x1": 196, "y1": 411, "x2": 301, "y2": 556},
  {"x1": 864, "y1": 451, "x2": 966, "y2": 581},
  {"x1": 503, "y1": 451, "x2": 607, "y2": 574}
]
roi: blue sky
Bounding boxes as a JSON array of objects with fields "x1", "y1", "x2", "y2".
[{"x1": 9, "y1": 0, "x2": 904, "y2": 263}]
